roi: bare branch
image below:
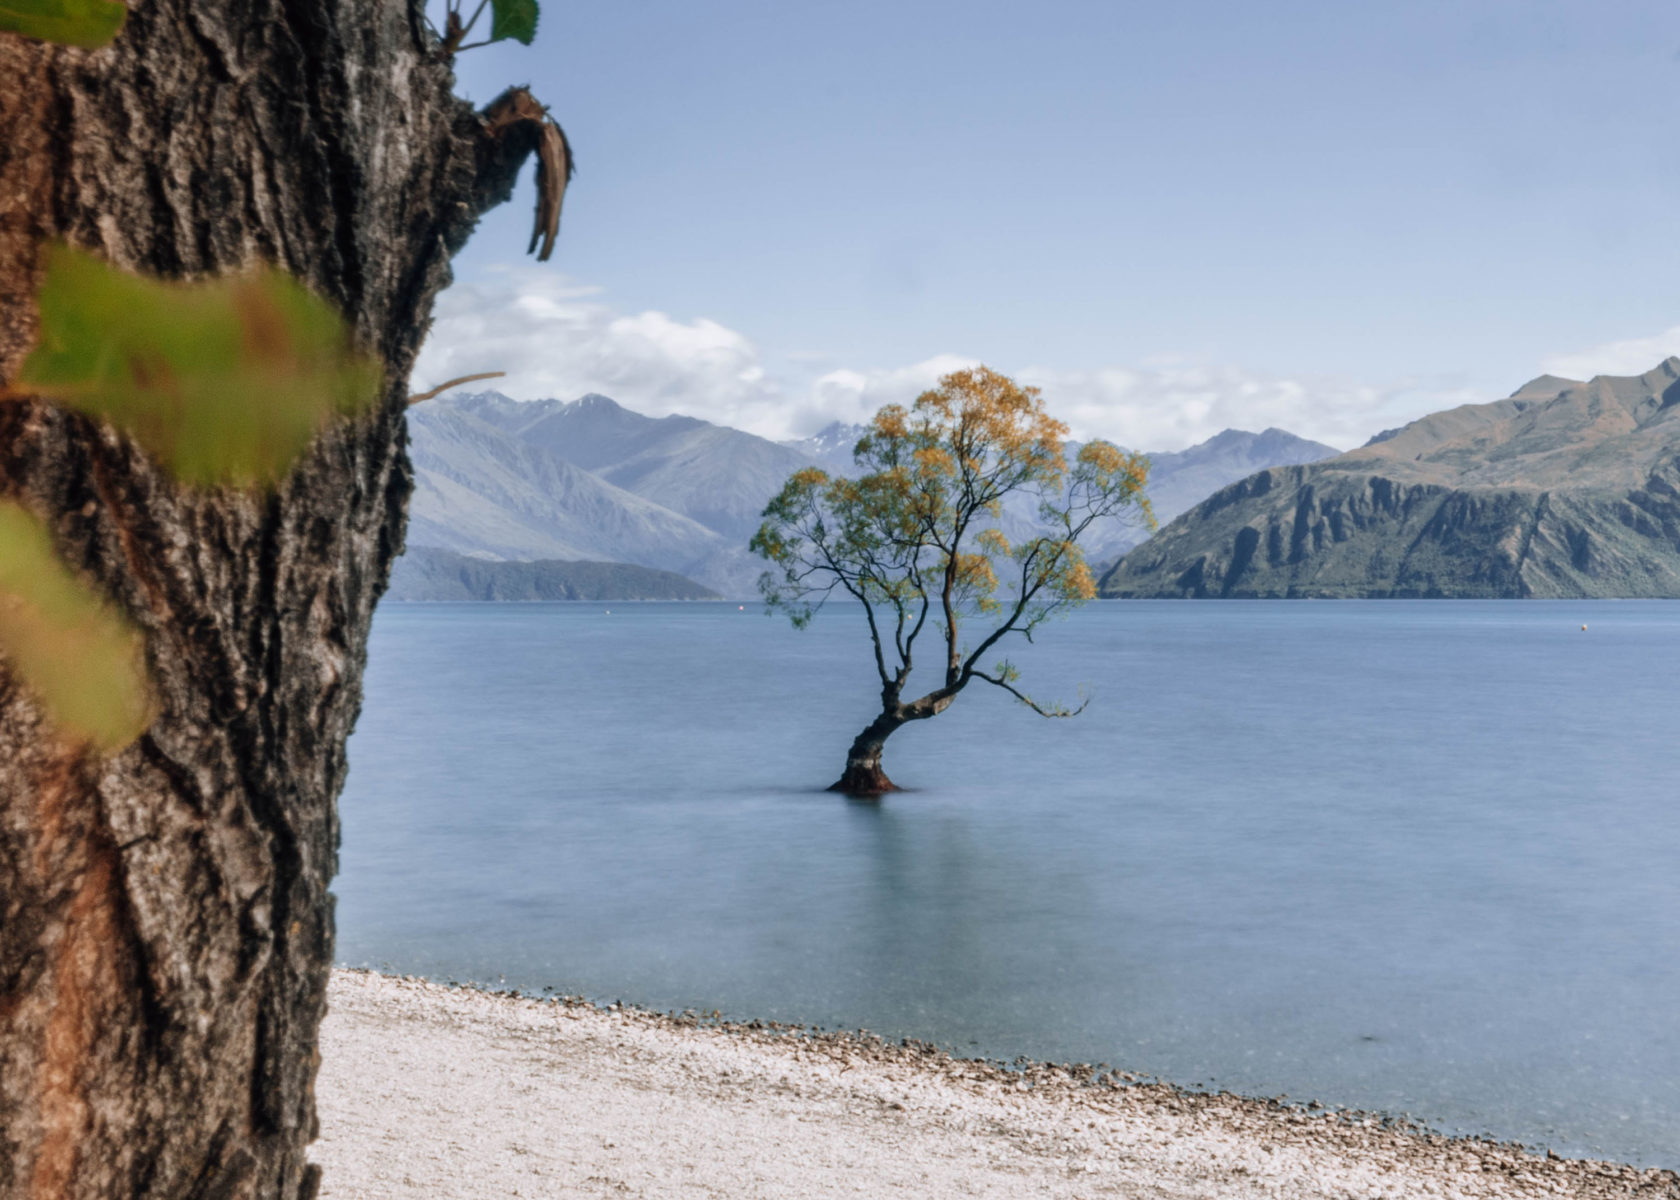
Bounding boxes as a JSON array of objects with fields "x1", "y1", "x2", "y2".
[
  {"x1": 959, "y1": 542, "x2": 1048, "y2": 671},
  {"x1": 407, "y1": 372, "x2": 506, "y2": 405},
  {"x1": 972, "y1": 671, "x2": 1089, "y2": 718},
  {"x1": 807, "y1": 522, "x2": 892, "y2": 688}
]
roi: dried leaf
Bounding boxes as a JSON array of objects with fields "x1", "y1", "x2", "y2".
[
  {"x1": 489, "y1": 0, "x2": 538, "y2": 46},
  {"x1": 0, "y1": 0, "x2": 125, "y2": 48},
  {"x1": 18, "y1": 244, "x2": 382, "y2": 488},
  {"x1": 528, "y1": 119, "x2": 572, "y2": 262},
  {"x1": 0, "y1": 502, "x2": 149, "y2": 752}
]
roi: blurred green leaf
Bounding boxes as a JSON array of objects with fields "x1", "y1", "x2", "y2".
[
  {"x1": 0, "y1": 0, "x2": 126, "y2": 48},
  {"x1": 0, "y1": 502, "x2": 149, "y2": 752},
  {"x1": 489, "y1": 0, "x2": 538, "y2": 45},
  {"x1": 19, "y1": 244, "x2": 382, "y2": 488}
]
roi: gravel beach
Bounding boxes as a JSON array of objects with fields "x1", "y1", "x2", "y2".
[{"x1": 312, "y1": 970, "x2": 1678, "y2": 1199}]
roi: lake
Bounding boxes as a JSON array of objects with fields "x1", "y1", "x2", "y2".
[{"x1": 336, "y1": 600, "x2": 1680, "y2": 1167}]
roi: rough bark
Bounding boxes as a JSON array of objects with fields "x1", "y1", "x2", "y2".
[
  {"x1": 831, "y1": 697, "x2": 936, "y2": 794},
  {"x1": 830, "y1": 684, "x2": 972, "y2": 795},
  {"x1": 0, "y1": 4, "x2": 546, "y2": 1196},
  {"x1": 830, "y1": 713, "x2": 904, "y2": 796}
]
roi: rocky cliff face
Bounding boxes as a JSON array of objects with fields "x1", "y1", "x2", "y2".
[
  {"x1": 1101, "y1": 359, "x2": 1680, "y2": 598},
  {"x1": 1079, "y1": 427, "x2": 1339, "y2": 567}
]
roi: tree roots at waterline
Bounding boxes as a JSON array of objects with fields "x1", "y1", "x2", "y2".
[{"x1": 830, "y1": 758, "x2": 899, "y2": 796}]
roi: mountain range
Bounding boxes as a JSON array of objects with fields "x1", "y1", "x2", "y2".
[
  {"x1": 1100, "y1": 358, "x2": 1680, "y2": 598},
  {"x1": 396, "y1": 390, "x2": 1339, "y2": 599}
]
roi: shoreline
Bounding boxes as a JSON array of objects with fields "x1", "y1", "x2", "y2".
[{"x1": 311, "y1": 969, "x2": 1678, "y2": 1199}]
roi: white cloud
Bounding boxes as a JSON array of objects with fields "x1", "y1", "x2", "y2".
[
  {"x1": 415, "y1": 268, "x2": 1485, "y2": 451},
  {"x1": 793, "y1": 360, "x2": 1477, "y2": 452},
  {"x1": 1539, "y1": 324, "x2": 1680, "y2": 382},
  {"x1": 1016, "y1": 365, "x2": 1487, "y2": 452},
  {"x1": 414, "y1": 266, "x2": 788, "y2": 433},
  {"x1": 804, "y1": 354, "x2": 981, "y2": 429}
]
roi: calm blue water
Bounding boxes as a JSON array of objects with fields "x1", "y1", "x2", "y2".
[{"x1": 337, "y1": 600, "x2": 1680, "y2": 1167}]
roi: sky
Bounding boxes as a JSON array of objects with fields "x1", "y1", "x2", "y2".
[{"x1": 414, "y1": 0, "x2": 1680, "y2": 451}]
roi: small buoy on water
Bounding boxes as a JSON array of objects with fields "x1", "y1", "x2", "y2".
[
  {"x1": 738, "y1": 605, "x2": 744, "y2": 611},
  {"x1": 1581, "y1": 624, "x2": 1587, "y2": 631}
]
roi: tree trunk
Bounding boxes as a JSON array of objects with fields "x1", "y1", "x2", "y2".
[
  {"x1": 0, "y1": 4, "x2": 544, "y2": 1196},
  {"x1": 830, "y1": 712, "x2": 906, "y2": 795}
]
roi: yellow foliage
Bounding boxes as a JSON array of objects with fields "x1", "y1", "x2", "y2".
[
  {"x1": 912, "y1": 367, "x2": 1069, "y2": 484},
  {"x1": 1057, "y1": 559, "x2": 1097, "y2": 601},
  {"x1": 753, "y1": 364, "x2": 1151, "y2": 721},
  {"x1": 913, "y1": 446, "x2": 954, "y2": 474},
  {"x1": 872, "y1": 405, "x2": 909, "y2": 440},
  {"x1": 18, "y1": 245, "x2": 382, "y2": 488},
  {"x1": 0, "y1": 502, "x2": 150, "y2": 751},
  {"x1": 953, "y1": 552, "x2": 998, "y2": 593},
  {"x1": 1077, "y1": 440, "x2": 1126, "y2": 472}
]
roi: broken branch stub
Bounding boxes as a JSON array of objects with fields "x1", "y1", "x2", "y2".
[
  {"x1": 529, "y1": 119, "x2": 571, "y2": 262},
  {"x1": 482, "y1": 88, "x2": 573, "y2": 263}
]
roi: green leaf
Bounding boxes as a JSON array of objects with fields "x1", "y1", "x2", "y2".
[
  {"x1": 0, "y1": 0, "x2": 126, "y2": 48},
  {"x1": 489, "y1": 0, "x2": 538, "y2": 45},
  {"x1": 0, "y1": 502, "x2": 149, "y2": 752},
  {"x1": 19, "y1": 244, "x2": 383, "y2": 488}
]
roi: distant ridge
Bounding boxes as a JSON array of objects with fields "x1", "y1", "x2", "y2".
[
  {"x1": 474, "y1": 392, "x2": 813, "y2": 540},
  {"x1": 388, "y1": 547, "x2": 719, "y2": 602},
  {"x1": 406, "y1": 403, "x2": 727, "y2": 568},
  {"x1": 781, "y1": 421, "x2": 870, "y2": 475},
  {"x1": 1101, "y1": 358, "x2": 1680, "y2": 599}
]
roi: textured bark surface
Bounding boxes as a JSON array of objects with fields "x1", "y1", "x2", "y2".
[
  {"x1": 831, "y1": 714, "x2": 904, "y2": 796},
  {"x1": 0, "y1": 4, "x2": 543, "y2": 1196},
  {"x1": 830, "y1": 689, "x2": 956, "y2": 796}
]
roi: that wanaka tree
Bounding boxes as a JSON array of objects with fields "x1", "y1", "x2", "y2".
[{"x1": 752, "y1": 367, "x2": 1153, "y2": 794}]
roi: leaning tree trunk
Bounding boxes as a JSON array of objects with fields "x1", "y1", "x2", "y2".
[
  {"x1": 0, "y1": 4, "x2": 546, "y2": 1196},
  {"x1": 832, "y1": 711, "x2": 907, "y2": 795}
]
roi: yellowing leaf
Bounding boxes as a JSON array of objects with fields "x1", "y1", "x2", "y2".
[
  {"x1": 0, "y1": 0, "x2": 125, "y2": 48},
  {"x1": 0, "y1": 502, "x2": 149, "y2": 751},
  {"x1": 489, "y1": 0, "x2": 538, "y2": 45},
  {"x1": 19, "y1": 244, "x2": 382, "y2": 488}
]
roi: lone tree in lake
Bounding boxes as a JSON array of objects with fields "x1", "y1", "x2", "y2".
[{"x1": 752, "y1": 367, "x2": 1152, "y2": 794}]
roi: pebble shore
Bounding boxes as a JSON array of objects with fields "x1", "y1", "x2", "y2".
[{"x1": 312, "y1": 969, "x2": 1678, "y2": 1199}]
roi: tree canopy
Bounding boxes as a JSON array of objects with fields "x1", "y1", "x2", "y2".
[{"x1": 751, "y1": 366, "x2": 1153, "y2": 793}]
